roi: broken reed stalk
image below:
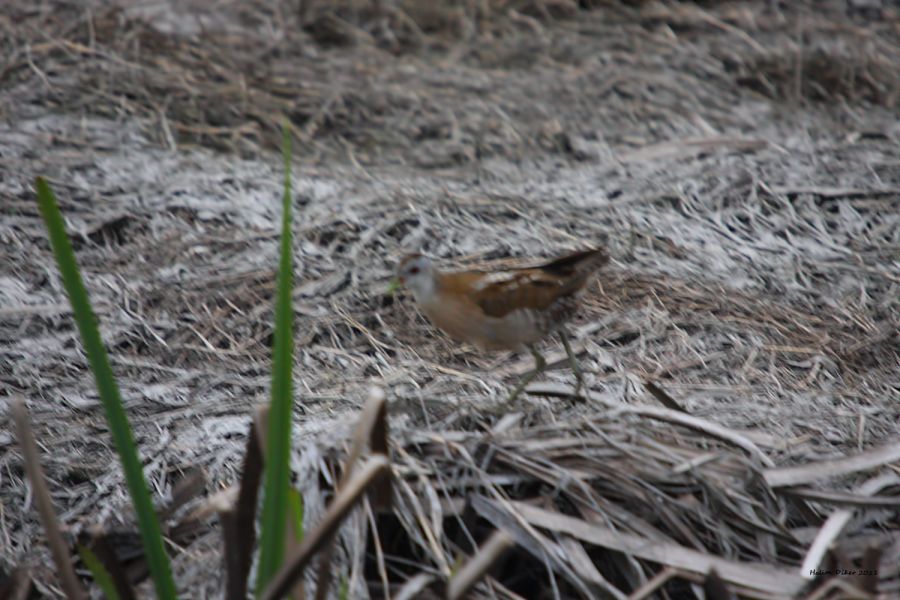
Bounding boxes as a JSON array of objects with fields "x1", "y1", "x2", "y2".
[
  {"x1": 10, "y1": 396, "x2": 87, "y2": 600},
  {"x1": 82, "y1": 533, "x2": 137, "y2": 600},
  {"x1": 703, "y1": 569, "x2": 737, "y2": 600},
  {"x1": 446, "y1": 530, "x2": 514, "y2": 600},
  {"x1": 160, "y1": 468, "x2": 207, "y2": 523},
  {"x1": 219, "y1": 406, "x2": 267, "y2": 600},
  {"x1": 394, "y1": 573, "x2": 435, "y2": 600},
  {"x1": 260, "y1": 455, "x2": 390, "y2": 600},
  {"x1": 0, "y1": 567, "x2": 33, "y2": 600},
  {"x1": 76, "y1": 542, "x2": 129, "y2": 600},
  {"x1": 314, "y1": 387, "x2": 389, "y2": 600},
  {"x1": 366, "y1": 389, "x2": 392, "y2": 511}
]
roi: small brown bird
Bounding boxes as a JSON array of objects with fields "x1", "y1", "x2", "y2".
[{"x1": 392, "y1": 247, "x2": 608, "y2": 403}]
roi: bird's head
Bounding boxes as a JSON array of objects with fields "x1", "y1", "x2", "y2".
[{"x1": 389, "y1": 253, "x2": 436, "y2": 300}]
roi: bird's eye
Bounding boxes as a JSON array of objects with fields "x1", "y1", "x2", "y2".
[{"x1": 409, "y1": 266, "x2": 420, "y2": 275}]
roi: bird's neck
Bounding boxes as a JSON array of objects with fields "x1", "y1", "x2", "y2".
[{"x1": 409, "y1": 271, "x2": 441, "y2": 306}]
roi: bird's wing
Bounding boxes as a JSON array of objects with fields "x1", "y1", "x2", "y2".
[{"x1": 458, "y1": 248, "x2": 608, "y2": 319}]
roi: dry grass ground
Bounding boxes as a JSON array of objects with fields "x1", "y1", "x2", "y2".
[{"x1": 1, "y1": 0, "x2": 898, "y2": 598}]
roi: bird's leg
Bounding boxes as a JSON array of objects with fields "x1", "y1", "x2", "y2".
[
  {"x1": 506, "y1": 345, "x2": 547, "y2": 405},
  {"x1": 559, "y1": 330, "x2": 585, "y2": 399}
]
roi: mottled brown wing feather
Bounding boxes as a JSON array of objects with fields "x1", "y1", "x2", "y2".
[
  {"x1": 456, "y1": 247, "x2": 608, "y2": 319},
  {"x1": 472, "y1": 272, "x2": 565, "y2": 318}
]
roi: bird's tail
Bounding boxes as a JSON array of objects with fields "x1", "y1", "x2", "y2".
[{"x1": 538, "y1": 247, "x2": 609, "y2": 277}]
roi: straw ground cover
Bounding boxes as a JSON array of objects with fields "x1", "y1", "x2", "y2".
[{"x1": 2, "y1": 0, "x2": 898, "y2": 597}]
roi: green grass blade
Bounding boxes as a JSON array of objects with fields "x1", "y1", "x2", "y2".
[
  {"x1": 35, "y1": 177, "x2": 178, "y2": 600},
  {"x1": 256, "y1": 123, "x2": 296, "y2": 596},
  {"x1": 286, "y1": 487, "x2": 304, "y2": 542},
  {"x1": 337, "y1": 575, "x2": 349, "y2": 600},
  {"x1": 77, "y1": 544, "x2": 122, "y2": 600}
]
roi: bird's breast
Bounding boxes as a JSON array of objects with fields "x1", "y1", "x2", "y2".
[{"x1": 418, "y1": 294, "x2": 551, "y2": 351}]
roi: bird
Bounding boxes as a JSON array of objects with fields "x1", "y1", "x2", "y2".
[{"x1": 391, "y1": 247, "x2": 608, "y2": 404}]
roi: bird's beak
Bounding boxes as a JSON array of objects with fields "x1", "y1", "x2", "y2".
[{"x1": 387, "y1": 277, "x2": 402, "y2": 294}]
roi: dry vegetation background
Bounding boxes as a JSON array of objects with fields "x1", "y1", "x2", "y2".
[{"x1": 1, "y1": 0, "x2": 899, "y2": 598}]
